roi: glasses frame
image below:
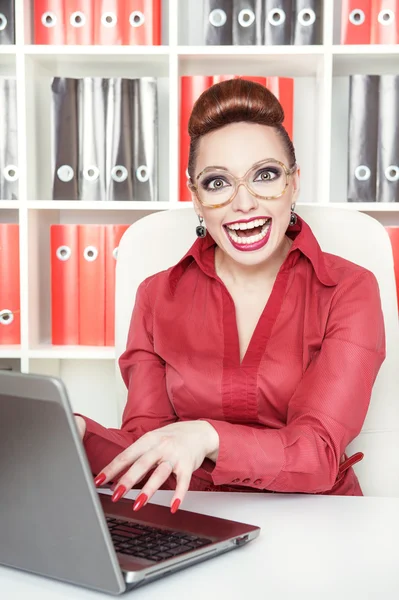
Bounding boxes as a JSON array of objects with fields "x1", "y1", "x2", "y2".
[{"x1": 187, "y1": 158, "x2": 298, "y2": 209}]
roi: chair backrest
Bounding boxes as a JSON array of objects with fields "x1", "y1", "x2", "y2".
[{"x1": 115, "y1": 206, "x2": 399, "y2": 497}]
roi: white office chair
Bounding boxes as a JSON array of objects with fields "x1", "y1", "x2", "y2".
[{"x1": 115, "y1": 206, "x2": 399, "y2": 497}]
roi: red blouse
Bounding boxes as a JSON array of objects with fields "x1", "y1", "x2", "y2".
[{"x1": 80, "y1": 216, "x2": 386, "y2": 496}]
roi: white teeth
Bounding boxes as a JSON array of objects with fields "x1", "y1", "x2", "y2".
[
  {"x1": 226, "y1": 220, "x2": 271, "y2": 246},
  {"x1": 226, "y1": 218, "x2": 268, "y2": 231}
]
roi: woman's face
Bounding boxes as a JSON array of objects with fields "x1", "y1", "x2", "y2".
[{"x1": 189, "y1": 122, "x2": 300, "y2": 268}]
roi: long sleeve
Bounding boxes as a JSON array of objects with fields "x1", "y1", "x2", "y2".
[
  {"x1": 203, "y1": 271, "x2": 386, "y2": 494},
  {"x1": 76, "y1": 279, "x2": 177, "y2": 475}
]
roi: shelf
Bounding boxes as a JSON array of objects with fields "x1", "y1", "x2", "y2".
[
  {"x1": 0, "y1": 201, "x2": 20, "y2": 209},
  {"x1": 333, "y1": 47, "x2": 399, "y2": 75},
  {"x1": 179, "y1": 47, "x2": 324, "y2": 77},
  {"x1": 28, "y1": 201, "x2": 178, "y2": 211},
  {"x1": 0, "y1": 346, "x2": 21, "y2": 359},
  {"x1": 28, "y1": 345, "x2": 116, "y2": 360},
  {"x1": 328, "y1": 203, "x2": 399, "y2": 212}
]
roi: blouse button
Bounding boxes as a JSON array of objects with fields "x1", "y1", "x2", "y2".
[
  {"x1": 254, "y1": 479, "x2": 262, "y2": 485},
  {"x1": 242, "y1": 478, "x2": 251, "y2": 484},
  {"x1": 232, "y1": 478, "x2": 240, "y2": 483}
]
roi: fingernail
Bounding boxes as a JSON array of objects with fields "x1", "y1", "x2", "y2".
[
  {"x1": 171, "y1": 499, "x2": 181, "y2": 514},
  {"x1": 94, "y1": 472, "x2": 107, "y2": 487},
  {"x1": 111, "y1": 485, "x2": 127, "y2": 503},
  {"x1": 133, "y1": 493, "x2": 148, "y2": 512}
]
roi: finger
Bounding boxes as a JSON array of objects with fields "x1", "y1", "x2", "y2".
[
  {"x1": 94, "y1": 435, "x2": 156, "y2": 486},
  {"x1": 170, "y1": 470, "x2": 192, "y2": 514},
  {"x1": 112, "y1": 446, "x2": 166, "y2": 500},
  {"x1": 133, "y1": 462, "x2": 174, "y2": 510}
]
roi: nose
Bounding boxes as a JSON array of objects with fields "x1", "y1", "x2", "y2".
[{"x1": 231, "y1": 181, "x2": 259, "y2": 213}]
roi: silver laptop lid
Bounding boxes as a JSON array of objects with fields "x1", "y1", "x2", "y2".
[{"x1": 0, "y1": 370, "x2": 125, "y2": 595}]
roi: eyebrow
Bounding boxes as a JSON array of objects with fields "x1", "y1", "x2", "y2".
[{"x1": 196, "y1": 159, "x2": 279, "y2": 178}]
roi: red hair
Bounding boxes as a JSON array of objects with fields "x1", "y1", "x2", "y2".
[{"x1": 187, "y1": 78, "x2": 296, "y2": 180}]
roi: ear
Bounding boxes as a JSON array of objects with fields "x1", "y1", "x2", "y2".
[
  {"x1": 292, "y1": 166, "x2": 300, "y2": 200},
  {"x1": 186, "y1": 180, "x2": 202, "y2": 218}
]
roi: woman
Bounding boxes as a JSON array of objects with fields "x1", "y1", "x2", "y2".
[{"x1": 75, "y1": 78, "x2": 385, "y2": 513}]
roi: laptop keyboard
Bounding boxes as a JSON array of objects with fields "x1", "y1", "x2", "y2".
[{"x1": 106, "y1": 516, "x2": 213, "y2": 562}]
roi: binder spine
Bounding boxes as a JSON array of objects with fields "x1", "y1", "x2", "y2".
[
  {"x1": 232, "y1": 0, "x2": 263, "y2": 45},
  {"x1": 377, "y1": 75, "x2": 399, "y2": 203},
  {"x1": 264, "y1": 0, "x2": 293, "y2": 45},
  {"x1": 0, "y1": 0, "x2": 15, "y2": 44},
  {"x1": 0, "y1": 77, "x2": 19, "y2": 200},
  {"x1": 293, "y1": 0, "x2": 322, "y2": 45},
  {"x1": 347, "y1": 75, "x2": 379, "y2": 202},
  {"x1": 203, "y1": 0, "x2": 233, "y2": 44}
]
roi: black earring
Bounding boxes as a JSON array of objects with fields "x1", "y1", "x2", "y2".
[
  {"x1": 196, "y1": 216, "x2": 206, "y2": 238},
  {"x1": 289, "y1": 206, "x2": 297, "y2": 226}
]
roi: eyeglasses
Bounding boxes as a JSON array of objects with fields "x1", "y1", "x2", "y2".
[{"x1": 188, "y1": 158, "x2": 297, "y2": 209}]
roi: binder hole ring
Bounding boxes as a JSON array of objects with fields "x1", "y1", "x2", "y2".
[
  {"x1": 4, "y1": 165, "x2": 19, "y2": 182},
  {"x1": 83, "y1": 165, "x2": 100, "y2": 181},
  {"x1": 385, "y1": 165, "x2": 399, "y2": 182},
  {"x1": 0, "y1": 13, "x2": 7, "y2": 31},
  {"x1": 355, "y1": 165, "x2": 371, "y2": 181},
  {"x1": 379, "y1": 9, "x2": 395, "y2": 26},
  {"x1": 349, "y1": 9, "x2": 365, "y2": 26},
  {"x1": 56, "y1": 245, "x2": 72, "y2": 261},
  {"x1": 238, "y1": 9, "x2": 255, "y2": 28},
  {"x1": 209, "y1": 9, "x2": 227, "y2": 28},
  {"x1": 42, "y1": 11, "x2": 57, "y2": 28},
  {"x1": 70, "y1": 11, "x2": 86, "y2": 27},
  {"x1": 129, "y1": 11, "x2": 145, "y2": 27},
  {"x1": 83, "y1": 246, "x2": 98, "y2": 262},
  {"x1": 268, "y1": 9, "x2": 286, "y2": 26},
  {"x1": 101, "y1": 12, "x2": 117, "y2": 27},
  {"x1": 298, "y1": 8, "x2": 316, "y2": 27},
  {"x1": 113, "y1": 247, "x2": 119, "y2": 260},
  {"x1": 111, "y1": 165, "x2": 128, "y2": 182},
  {"x1": 0, "y1": 309, "x2": 13, "y2": 325},
  {"x1": 136, "y1": 165, "x2": 149, "y2": 182},
  {"x1": 57, "y1": 165, "x2": 74, "y2": 182}
]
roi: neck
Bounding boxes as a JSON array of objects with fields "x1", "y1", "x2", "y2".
[{"x1": 215, "y1": 235, "x2": 293, "y2": 286}]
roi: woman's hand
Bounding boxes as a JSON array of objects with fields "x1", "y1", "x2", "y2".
[
  {"x1": 75, "y1": 415, "x2": 87, "y2": 440},
  {"x1": 93, "y1": 421, "x2": 219, "y2": 513}
]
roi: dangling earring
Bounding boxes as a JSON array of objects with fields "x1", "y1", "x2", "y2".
[
  {"x1": 196, "y1": 216, "x2": 206, "y2": 238},
  {"x1": 289, "y1": 203, "x2": 297, "y2": 226}
]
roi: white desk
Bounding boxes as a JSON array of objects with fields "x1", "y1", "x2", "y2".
[{"x1": 1, "y1": 491, "x2": 399, "y2": 600}]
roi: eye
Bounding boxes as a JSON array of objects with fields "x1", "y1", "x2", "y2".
[
  {"x1": 201, "y1": 176, "x2": 230, "y2": 191},
  {"x1": 254, "y1": 167, "x2": 280, "y2": 182}
]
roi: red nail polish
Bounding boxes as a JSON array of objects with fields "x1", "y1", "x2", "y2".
[
  {"x1": 171, "y1": 499, "x2": 181, "y2": 514},
  {"x1": 111, "y1": 485, "x2": 127, "y2": 503},
  {"x1": 133, "y1": 493, "x2": 148, "y2": 512},
  {"x1": 94, "y1": 472, "x2": 107, "y2": 487}
]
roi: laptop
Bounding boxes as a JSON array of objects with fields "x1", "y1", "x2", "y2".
[{"x1": 0, "y1": 370, "x2": 260, "y2": 595}]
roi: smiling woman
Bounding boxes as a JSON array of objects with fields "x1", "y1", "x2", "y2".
[{"x1": 75, "y1": 78, "x2": 386, "y2": 514}]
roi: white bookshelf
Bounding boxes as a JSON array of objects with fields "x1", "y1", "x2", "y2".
[{"x1": 1, "y1": 0, "x2": 398, "y2": 426}]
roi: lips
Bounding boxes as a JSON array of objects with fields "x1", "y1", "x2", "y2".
[{"x1": 223, "y1": 218, "x2": 273, "y2": 252}]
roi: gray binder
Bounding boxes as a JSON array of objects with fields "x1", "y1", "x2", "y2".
[
  {"x1": 52, "y1": 78, "x2": 80, "y2": 201},
  {"x1": 79, "y1": 78, "x2": 107, "y2": 202},
  {"x1": 293, "y1": 0, "x2": 321, "y2": 45},
  {"x1": 347, "y1": 75, "x2": 379, "y2": 203},
  {"x1": 232, "y1": 0, "x2": 263, "y2": 45},
  {"x1": 264, "y1": 0, "x2": 293, "y2": 45},
  {"x1": 0, "y1": 0, "x2": 15, "y2": 45},
  {"x1": 204, "y1": 0, "x2": 233, "y2": 44},
  {"x1": 106, "y1": 78, "x2": 134, "y2": 201},
  {"x1": 377, "y1": 75, "x2": 399, "y2": 203},
  {"x1": 0, "y1": 77, "x2": 18, "y2": 200},
  {"x1": 131, "y1": 78, "x2": 158, "y2": 202}
]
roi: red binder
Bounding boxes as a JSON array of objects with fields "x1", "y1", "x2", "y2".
[
  {"x1": 266, "y1": 77, "x2": 294, "y2": 141},
  {"x1": 94, "y1": 0, "x2": 123, "y2": 45},
  {"x1": 212, "y1": 75, "x2": 235, "y2": 83},
  {"x1": 180, "y1": 76, "x2": 213, "y2": 202},
  {"x1": 64, "y1": 0, "x2": 94, "y2": 44},
  {"x1": 33, "y1": 0, "x2": 65, "y2": 44},
  {"x1": 50, "y1": 225, "x2": 79, "y2": 345},
  {"x1": 235, "y1": 76, "x2": 267, "y2": 86},
  {"x1": 78, "y1": 225, "x2": 105, "y2": 345},
  {"x1": 371, "y1": 0, "x2": 399, "y2": 44},
  {"x1": 386, "y1": 227, "x2": 399, "y2": 312},
  {"x1": 341, "y1": 0, "x2": 372, "y2": 44},
  {"x1": 122, "y1": 0, "x2": 162, "y2": 45},
  {"x1": 104, "y1": 224, "x2": 129, "y2": 346},
  {"x1": 0, "y1": 224, "x2": 20, "y2": 345}
]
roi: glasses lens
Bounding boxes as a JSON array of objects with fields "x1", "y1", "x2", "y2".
[
  {"x1": 195, "y1": 161, "x2": 288, "y2": 206},
  {"x1": 247, "y1": 161, "x2": 287, "y2": 198},
  {"x1": 196, "y1": 168, "x2": 236, "y2": 206}
]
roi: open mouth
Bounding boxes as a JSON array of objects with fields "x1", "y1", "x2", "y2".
[{"x1": 223, "y1": 217, "x2": 272, "y2": 246}]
